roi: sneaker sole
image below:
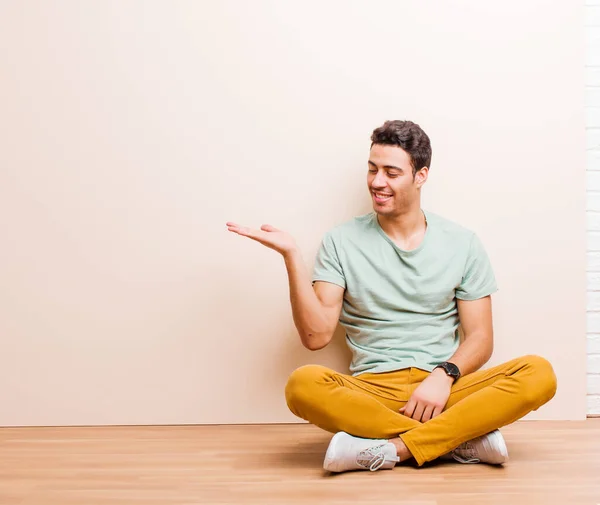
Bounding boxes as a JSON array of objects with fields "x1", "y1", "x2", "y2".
[
  {"x1": 488, "y1": 430, "x2": 509, "y2": 465},
  {"x1": 323, "y1": 432, "x2": 349, "y2": 472}
]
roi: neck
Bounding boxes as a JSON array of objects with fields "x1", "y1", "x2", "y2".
[{"x1": 377, "y1": 206, "x2": 426, "y2": 243}]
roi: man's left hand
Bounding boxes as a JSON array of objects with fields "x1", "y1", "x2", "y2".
[{"x1": 400, "y1": 369, "x2": 453, "y2": 423}]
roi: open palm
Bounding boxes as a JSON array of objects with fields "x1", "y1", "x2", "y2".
[{"x1": 226, "y1": 222, "x2": 297, "y2": 256}]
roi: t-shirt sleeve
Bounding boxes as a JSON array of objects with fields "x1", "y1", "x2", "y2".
[
  {"x1": 312, "y1": 232, "x2": 346, "y2": 289},
  {"x1": 455, "y1": 233, "x2": 498, "y2": 300}
]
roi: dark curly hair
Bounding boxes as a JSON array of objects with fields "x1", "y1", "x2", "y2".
[{"x1": 370, "y1": 120, "x2": 432, "y2": 177}]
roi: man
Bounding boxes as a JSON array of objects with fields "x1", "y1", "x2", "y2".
[{"x1": 226, "y1": 120, "x2": 557, "y2": 473}]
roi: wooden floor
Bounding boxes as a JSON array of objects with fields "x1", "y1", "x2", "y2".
[{"x1": 1, "y1": 420, "x2": 599, "y2": 505}]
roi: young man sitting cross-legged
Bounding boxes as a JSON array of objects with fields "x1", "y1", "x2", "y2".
[{"x1": 227, "y1": 119, "x2": 557, "y2": 473}]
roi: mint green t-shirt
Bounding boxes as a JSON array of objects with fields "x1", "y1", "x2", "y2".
[{"x1": 312, "y1": 210, "x2": 498, "y2": 376}]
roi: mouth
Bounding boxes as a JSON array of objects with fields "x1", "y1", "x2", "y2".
[{"x1": 372, "y1": 191, "x2": 393, "y2": 204}]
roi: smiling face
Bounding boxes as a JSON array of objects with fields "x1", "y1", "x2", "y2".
[{"x1": 368, "y1": 144, "x2": 428, "y2": 218}]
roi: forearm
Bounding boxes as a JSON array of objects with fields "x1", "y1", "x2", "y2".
[
  {"x1": 447, "y1": 331, "x2": 493, "y2": 376},
  {"x1": 284, "y1": 250, "x2": 334, "y2": 350}
]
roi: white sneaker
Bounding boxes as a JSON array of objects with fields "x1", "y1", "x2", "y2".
[
  {"x1": 450, "y1": 430, "x2": 509, "y2": 465},
  {"x1": 323, "y1": 432, "x2": 400, "y2": 473}
]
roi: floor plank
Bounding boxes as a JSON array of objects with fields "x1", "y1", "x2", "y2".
[{"x1": 0, "y1": 420, "x2": 598, "y2": 504}]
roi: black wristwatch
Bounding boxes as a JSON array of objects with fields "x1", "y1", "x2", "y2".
[{"x1": 434, "y1": 362, "x2": 461, "y2": 382}]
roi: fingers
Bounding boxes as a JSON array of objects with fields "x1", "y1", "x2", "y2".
[
  {"x1": 401, "y1": 399, "x2": 438, "y2": 423},
  {"x1": 421, "y1": 405, "x2": 434, "y2": 423},
  {"x1": 226, "y1": 222, "x2": 244, "y2": 233},
  {"x1": 226, "y1": 223, "x2": 256, "y2": 238},
  {"x1": 227, "y1": 223, "x2": 279, "y2": 236},
  {"x1": 412, "y1": 402, "x2": 425, "y2": 422},
  {"x1": 227, "y1": 222, "x2": 278, "y2": 250},
  {"x1": 226, "y1": 222, "x2": 243, "y2": 231},
  {"x1": 401, "y1": 399, "x2": 417, "y2": 419},
  {"x1": 260, "y1": 224, "x2": 280, "y2": 232},
  {"x1": 431, "y1": 405, "x2": 444, "y2": 419}
]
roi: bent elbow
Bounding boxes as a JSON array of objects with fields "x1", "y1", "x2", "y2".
[{"x1": 301, "y1": 332, "x2": 331, "y2": 351}]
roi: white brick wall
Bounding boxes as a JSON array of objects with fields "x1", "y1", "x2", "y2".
[{"x1": 587, "y1": 0, "x2": 600, "y2": 415}]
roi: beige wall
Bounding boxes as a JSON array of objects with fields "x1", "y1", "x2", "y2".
[{"x1": 0, "y1": 1, "x2": 585, "y2": 425}]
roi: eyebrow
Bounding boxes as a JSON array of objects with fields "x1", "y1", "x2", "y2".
[{"x1": 368, "y1": 160, "x2": 404, "y2": 171}]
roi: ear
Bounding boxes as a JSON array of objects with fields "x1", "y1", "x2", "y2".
[{"x1": 414, "y1": 167, "x2": 429, "y2": 188}]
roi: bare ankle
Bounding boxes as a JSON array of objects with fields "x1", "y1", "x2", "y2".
[{"x1": 388, "y1": 437, "x2": 413, "y2": 462}]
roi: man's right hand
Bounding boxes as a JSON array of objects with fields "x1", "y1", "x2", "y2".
[
  {"x1": 227, "y1": 221, "x2": 343, "y2": 350},
  {"x1": 226, "y1": 222, "x2": 298, "y2": 257}
]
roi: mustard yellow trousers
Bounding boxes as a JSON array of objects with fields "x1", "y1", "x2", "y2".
[{"x1": 285, "y1": 355, "x2": 557, "y2": 466}]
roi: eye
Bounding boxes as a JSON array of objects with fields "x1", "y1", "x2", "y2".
[
  {"x1": 368, "y1": 169, "x2": 377, "y2": 174},
  {"x1": 387, "y1": 173, "x2": 399, "y2": 178}
]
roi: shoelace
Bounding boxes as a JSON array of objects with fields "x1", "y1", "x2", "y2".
[
  {"x1": 356, "y1": 445, "x2": 397, "y2": 471},
  {"x1": 451, "y1": 441, "x2": 481, "y2": 464},
  {"x1": 451, "y1": 453, "x2": 481, "y2": 464}
]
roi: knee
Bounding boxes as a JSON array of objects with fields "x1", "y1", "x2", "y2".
[
  {"x1": 521, "y1": 355, "x2": 558, "y2": 407},
  {"x1": 285, "y1": 365, "x2": 329, "y2": 412}
]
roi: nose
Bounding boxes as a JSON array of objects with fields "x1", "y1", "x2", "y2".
[{"x1": 372, "y1": 170, "x2": 387, "y2": 188}]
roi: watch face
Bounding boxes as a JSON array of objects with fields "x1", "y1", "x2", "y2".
[{"x1": 445, "y1": 362, "x2": 460, "y2": 377}]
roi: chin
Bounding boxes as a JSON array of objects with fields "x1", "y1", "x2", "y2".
[
  {"x1": 373, "y1": 203, "x2": 402, "y2": 218},
  {"x1": 373, "y1": 206, "x2": 393, "y2": 216}
]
